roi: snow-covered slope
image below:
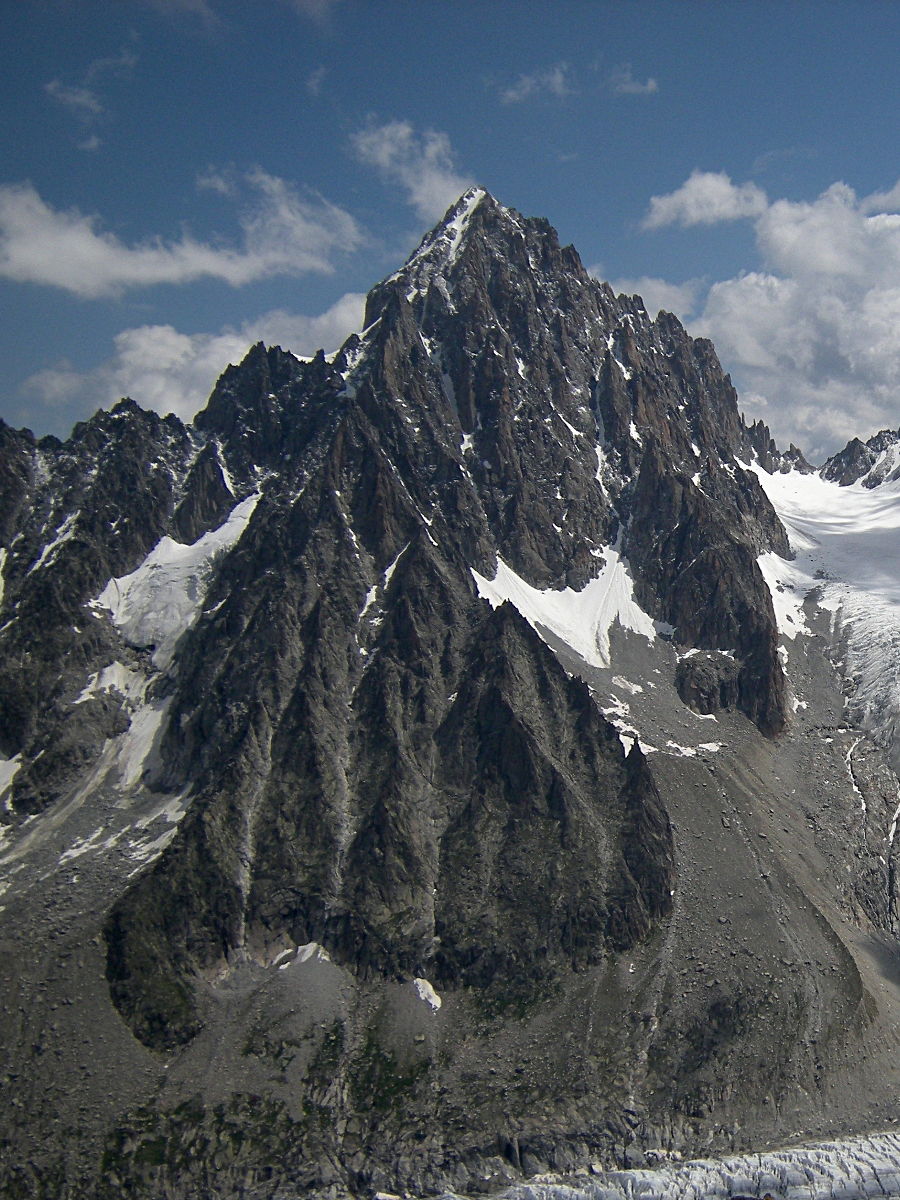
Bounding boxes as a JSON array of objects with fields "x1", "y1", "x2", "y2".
[{"x1": 754, "y1": 465, "x2": 900, "y2": 761}]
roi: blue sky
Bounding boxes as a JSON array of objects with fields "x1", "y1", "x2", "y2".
[{"x1": 4, "y1": 0, "x2": 900, "y2": 460}]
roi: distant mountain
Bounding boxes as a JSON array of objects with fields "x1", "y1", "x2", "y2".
[{"x1": 3, "y1": 189, "x2": 900, "y2": 1199}]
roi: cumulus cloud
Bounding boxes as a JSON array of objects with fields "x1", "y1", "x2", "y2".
[
  {"x1": 350, "y1": 119, "x2": 473, "y2": 222},
  {"x1": 643, "y1": 170, "x2": 768, "y2": 229},
  {"x1": 500, "y1": 64, "x2": 573, "y2": 104},
  {"x1": 608, "y1": 64, "x2": 658, "y2": 96},
  {"x1": 21, "y1": 292, "x2": 366, "y2": 429},
  {"x1": 666, "y1": 175, "x2": 900, "y2": 458},
  {"x1": 606, "y1": 274, "x2": 702, "y2": 318},
  {"x1": 0, "y1": 171, "x2": 361, "y2": 298}
]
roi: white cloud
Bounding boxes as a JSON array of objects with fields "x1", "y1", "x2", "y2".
[
  {"x1": 306, "y1": 65, "x2": 326, "y2": 96},
  {"x1": 643, "y1": 170, "x2": 768, "y2": 229},
  {"x1": 606, "y1": 274, "x2": 702, "y2": 318},
  {"x1": 45, "y1": 47, "x2": 138, "y2": 140},
  {"x1": 500, "y1": 64, "x2": 573, "y2": 104},
  {"x1": 609, "y1": 64, "x2": 658, "y2": 96},
  {"x1": 675, "y1": 175, "x2": 900, "y2": 458},
  {"x1": 21, "y1": 293, "x2": 366, "y2": 427},
  {"x1": 0, "y1": 171, "x2": 361, "y2": 298},
  {"x1": 45, "y1": 79, "x2": 104, "y2": 118},
  {"x1": 350, "y1": 119, "x2": 473, "y2": 222},
  {"x1": 83, "y1": 48, "x2": 139, "y2": 85}
]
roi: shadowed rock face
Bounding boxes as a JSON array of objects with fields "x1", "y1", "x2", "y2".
[
  {"x1": 8, "y1": 190, "x2": 877, "y2": 1200},
  {"x1": 822, "y1": 426, "x2": 900, "y2": 487}
]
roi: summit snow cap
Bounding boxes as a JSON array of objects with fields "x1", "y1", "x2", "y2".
[{"x1": 387, "y1": 185, "x2": 490, "y2": 304}]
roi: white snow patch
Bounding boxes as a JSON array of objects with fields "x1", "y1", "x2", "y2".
[
  {"x1": 28, "y1": 510, "x2": 78, "y2": 573},
  {"x1": 383, "y1": 543, "x2": 409, "y2": 590},
  {"x1": 757, "y1": 551, "x2": 812, "y2": 640},
  {"x1": 297, "y1": 941, "x2": 331, "y2": 965},
  {"x1": 753, "y1": 464, "x2": 900, "y2": 749},
  {"x1": 558, "y1": 414, "x2": 582, "y2": 440},
  {"x1": 611, "y1": 675, "x2": 643, "y2": 695},
  {"x1": 76, "y1": 660, "x2": 144, "y2": 705},
  {"x1": 277, "y1": 942, "x2": 331, "y2": 969},
  {"x1": 396, "y1": 187, "x2": 486, "y2": 297},
  {"x1": 0, "y1": 754, "x2": 20, "y2": 811},
  {"x1": 215, "y1": 440, "x2": 235, "y2": 497},
  {"x1": 472, "y1": 548, "x2": 658, "y2": 669},
  {"x1": 135, "y1": 792, "x2": 189, "y2": 832},
  {"x1": 845, "y1": 736, "x2": 865, "y2": 813},
  {"x1": 413, "y1": 977, "x2": 442, "y2": 1010},
  {"x1": 0, "y1": 547, "x2": 6, "y2": 607},
  {"x1": 117, "y1": 699, "x2": 171, "y2": 789},
  {"x1": 96, "y1": 493, "x2": 259, "y2": 669},
  {"x1": 594, "y1": 446, "x2": 609, "y2": 496},
  {"x1": 460, "y1": 432, "x2": 474, "y2": 455},
  {"x1": 602, "y1": 696, "x2": 631, "y2": 721},
  {"x1": 665, "y1": 740, "x2": 697, "y2": 757},
  {"x1": 60, "y1": 826, "x2": 116, "y2": 863},
  {"x1": 890, "y1": 792, "x2": 900, "y2": 847}
]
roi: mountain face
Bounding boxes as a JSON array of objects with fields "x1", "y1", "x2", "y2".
[{"x1": 3, "y1": 189, "x2": 900, "y2": 1199}]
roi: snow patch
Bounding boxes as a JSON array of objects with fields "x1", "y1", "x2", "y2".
[
  {"x1": 0, "y1": 754, "x2": 20, "y2": 811},
  {"x1": 117, "y1": 698, "x2": 171, "y2": 789},
  {"x1": 96, "y1": 493, "x2": 259, "y2": 669},
  {"x1": 298, "y1": 942, "x2": 331, "y2": 965},
  {"x1": 757, "y1": 551, "x2": 812, "y2": 640},
  {"x1": 76, "y1": 660, "x2": 144, "y2": 705},
  {"x1": 215, "y1": 440, "x2": 235, "y2": 497},
  {"x1": 753, "y1": 465, "x2": 900, "y2": 750},
  {"x1": 611, "y1": 675, "x2": 643, "y2": 695},
  {"x1": 28, "y1": 511, "x2": 78, "y2": 574},
  {"x1": 472, "y1": 548, "x2": 658, "y2": 669},
  {"x1": 413, "y1": 977, "x2": 442, "y2": 1010},
  {"x1": 664, "y1": 740, "x2": 697, "y2": 757}
]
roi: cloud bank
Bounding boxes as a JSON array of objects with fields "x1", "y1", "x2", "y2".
[
  {"x1": 22, "y1": 293, "x2": 366, "y2": 431},
  {"x1": 0, "y1": 171, "x2": 361, "y2": 298},
  {"x1": 351, "y1": 119, "x2": 474, "y2": 222},
  {"x1": 643, "y1": 171, "x2": 900, "y2": 459}
]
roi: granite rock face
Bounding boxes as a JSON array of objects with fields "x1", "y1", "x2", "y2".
[
  {"x1": 822, "y1": 427, "x2": 900, "y2": 487},
  {"x1": 3, "y1": 189, "x2": 898, "y2": 1200}
]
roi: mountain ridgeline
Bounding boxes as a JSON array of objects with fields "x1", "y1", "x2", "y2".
[{"x1": 1, "y1": 189, "x2": 897, "y2": 1200}]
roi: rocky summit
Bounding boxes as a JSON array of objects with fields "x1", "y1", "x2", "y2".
[{"x1": 3, "y1": 189, "x2": 900, "y2": 1199}]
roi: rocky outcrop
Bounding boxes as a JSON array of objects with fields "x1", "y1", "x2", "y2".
[{"x1": 822, "y1": 428, "x2": 900, "y2": 487}]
